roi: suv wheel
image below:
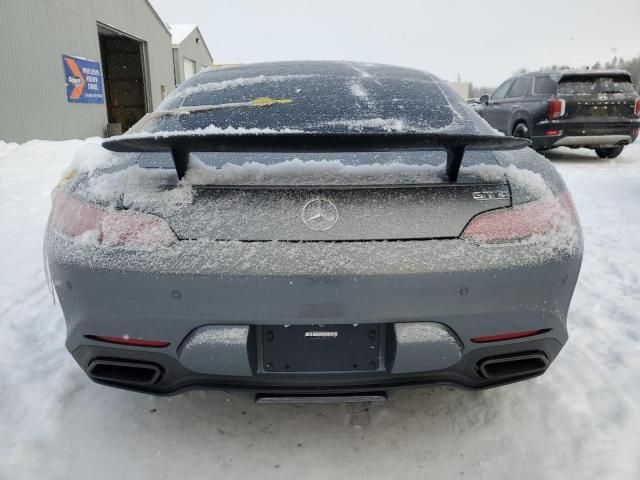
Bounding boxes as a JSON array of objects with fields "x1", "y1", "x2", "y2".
[
  {"x1": 512, "y1": 122, "x2": 530, "y2": 139},
  {"x1": 595, "y1": 146, "x2": 624, "y2": 159}
]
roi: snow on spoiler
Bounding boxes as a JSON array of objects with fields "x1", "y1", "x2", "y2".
[{"x1": 101, "y1": 133, "x2": 531, "y2": 182}]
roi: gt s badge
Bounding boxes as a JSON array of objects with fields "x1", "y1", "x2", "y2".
[{"x1": 472, "y1": 190, "x2": 509, "y2": 201}]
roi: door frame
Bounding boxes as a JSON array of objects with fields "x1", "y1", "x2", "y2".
[{"x1": 96, "y1": 22, "x2": 152, "y2": 115}]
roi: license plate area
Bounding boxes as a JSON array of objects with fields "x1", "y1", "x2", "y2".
[{"x1": 260, "y1": 324, "x2": 382, "y2": 373}]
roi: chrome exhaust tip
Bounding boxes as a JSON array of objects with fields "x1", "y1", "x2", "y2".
[
  {"x1": 478, "y1": 352, "x2": 549, "y2": 379},
  {"x1": 87, "y1": 359, "x2": 163, "y2": 385}
]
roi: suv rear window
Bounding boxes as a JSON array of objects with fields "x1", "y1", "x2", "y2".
[{"x1": 558, "y1": 75, "x2": 637, "y2": 95}]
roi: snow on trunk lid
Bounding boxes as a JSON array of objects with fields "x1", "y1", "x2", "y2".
[{"x1": 133, "y1": 182, "x2": 509, "y2": 241}]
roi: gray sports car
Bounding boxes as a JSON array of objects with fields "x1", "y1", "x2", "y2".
[{"x1": 45, "y1": 61, "x2": 583, "y2": 401}]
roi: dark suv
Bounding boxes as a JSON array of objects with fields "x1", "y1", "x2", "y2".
[{"x1": 475, "y1": 70, "x2": 640, "y2": 158}]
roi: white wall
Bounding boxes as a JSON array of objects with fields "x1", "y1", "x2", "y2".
[
  {"x1": 173, "y1": 27, "x2": 214, "y2": 85},
  {"x1": 0, "y1": 0, "x2": 175, "y2": 142}
]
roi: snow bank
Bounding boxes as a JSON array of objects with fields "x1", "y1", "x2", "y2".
[
  {"x1": 0, "y1": 139, "x2": 88, "y2": 471},
  {"x1": 0, "y1": 140, "x2": 20, "y2": 159}
]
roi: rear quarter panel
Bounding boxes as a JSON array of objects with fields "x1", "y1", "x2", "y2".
[{"x1": 510, "y1": 96, "x2": 548, "y2": 134}]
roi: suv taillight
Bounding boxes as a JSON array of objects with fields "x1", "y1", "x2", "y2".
[
  {"x1": 635, "y1": 97, "x2": 640, "y2": 117},
  {"x1": 50, "y1": 191, "x2": 177, "y2": 249},
  {"x1": 547, "y1": 98, "x2": 566, "y2": 120},
  {"x1": 462, "y1": 192, "x2": 578, "y2": 243}
]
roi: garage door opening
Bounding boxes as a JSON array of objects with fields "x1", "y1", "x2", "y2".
[
  {"x1": 98, "y1": 23, "x2": 150, "y2": 134},
  {"x1": 183, "y1": 57, "x2": 196, "y2": 81}
]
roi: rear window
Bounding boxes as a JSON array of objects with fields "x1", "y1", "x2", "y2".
[
  {"x1": 140, "y1": 67, "x2": 459, "y2": 134},
  {"x1": 558, "y1": 75, "x2": 637, "y2": 95}
]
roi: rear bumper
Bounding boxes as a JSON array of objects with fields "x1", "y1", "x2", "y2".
[
  {"x1": 72, "y1": 337, "x2": 563, "y2": 395},
  {"x1": 531, "y1": 118, "x2": 639, "y2": 149},
  {"x1": 552, "y1": 134, "x2": 633, "y2": 147},
  {"x1": 48, "y1": 233, "x2": 582, "y2": 395}
]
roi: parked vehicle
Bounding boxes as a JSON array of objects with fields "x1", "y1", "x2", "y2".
[
  {"x1": 45, "y1": 61, "x2": 583, "y2": 401},
  {"x1": 475, "y1": 70, "x2": 640, "y2": 158}
]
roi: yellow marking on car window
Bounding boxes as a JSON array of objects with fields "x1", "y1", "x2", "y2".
[
  {"x1": 149, "y1": 98, "x2": 294, "y2": 120},
  {"x1": 249, "y1": 97, "x2": 292, "y2": 107},
  {"x1": 60, "y1": 169, "x2": 76, "y2": 181}
]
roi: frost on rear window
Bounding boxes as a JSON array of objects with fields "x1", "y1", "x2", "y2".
[{"x1": 132, "y1": 62, "x2": 478, "y2": 135}]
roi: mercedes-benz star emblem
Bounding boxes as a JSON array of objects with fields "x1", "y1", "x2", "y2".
[{"x1": 301, "y1": 199, "x2": 339, "y2": 231}]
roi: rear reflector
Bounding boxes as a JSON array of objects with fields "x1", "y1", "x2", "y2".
[
  {"x1": 547, "y1": 98, "x2": 566, "y2": 120},
  {"x1": 544, "y1": 129, "x2": 563, "y2": 136},
  {"x1": 471, "y1": 329, "x2": 550, "y2": 343},
  {"x1": 86, "y1": 335, "x2": 170, "y2": 348},
  {"x1": 635, "y1": 97, "x2": 640, "y2": 117}
]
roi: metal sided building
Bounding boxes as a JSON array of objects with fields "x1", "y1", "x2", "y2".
[
  {"x1": 169, "y1": 24, "x2": 215, "y2": 85},
  {"x1": 0, "y1": 0, "x2": 175, "y2": 142}
]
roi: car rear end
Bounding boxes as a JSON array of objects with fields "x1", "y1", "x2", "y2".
[
  {"x1": 532, "y1": 71, "x2": 640, "y2": 151},
  {"x1": 45, "y1": 62, "x2": 583, "y2": 400}
]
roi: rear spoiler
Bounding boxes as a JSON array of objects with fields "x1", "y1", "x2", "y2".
[{"x1": 101, "y1": 132, "x2": 531, "y2": 182}]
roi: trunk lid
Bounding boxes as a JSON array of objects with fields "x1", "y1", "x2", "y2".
[
  {"x1": 128, "y1": 150, "x2": 511, "y2": 241},
  {"x1": 156, "y1": 184, "x2": 510, "y2": 241}
]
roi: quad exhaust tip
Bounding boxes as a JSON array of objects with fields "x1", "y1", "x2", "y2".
[
  {"x1": 87, "y1": 359, "x2": 163, "y2": 385},
  {"x1": 478, "y1": 351, "x2": 549, "y2": 379}
]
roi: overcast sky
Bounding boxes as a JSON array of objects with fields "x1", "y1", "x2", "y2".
[{"x1": 150, "y1": 0, "x2": 640, "y2": 87}]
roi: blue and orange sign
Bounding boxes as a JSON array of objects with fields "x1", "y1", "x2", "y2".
[{"x1": 62, "y1": 54, "x2": 104, "y2": 104}]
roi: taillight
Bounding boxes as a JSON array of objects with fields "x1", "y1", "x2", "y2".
[
  {"x1": 544, "y1": 129, "x2": 563, "y2": 136},
  {"x1": 634, "y1": 97, "x2": 640, "y2": 117},
  {"x1": 547, "y1": 98, "x2": 565, "y2": 120},
  {"x1": 462, "y1": 191, "x2": 577, "y2": 244},
  {"x1": 470, "y1": 328, "x2": 550, "y2": 343},
  {"x1": 51, "y1": 191, "x2": 176, "y2": 249}
]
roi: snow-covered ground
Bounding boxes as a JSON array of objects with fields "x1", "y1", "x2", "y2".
[{"x1": 1, "y1": 139, "x2": 639, "y2": 479}]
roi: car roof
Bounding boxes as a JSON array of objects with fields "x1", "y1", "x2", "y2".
[{"x1": 194, "y1": 60, "x2": 444, "y2": 82}]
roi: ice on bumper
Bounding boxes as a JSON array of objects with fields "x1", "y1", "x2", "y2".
[
  {"x1": 178, "y1": 326, "x2": 252, "y2": 376},
  {"x1": 392, "y1": 323, "x2": 463, "y2": 374}
]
